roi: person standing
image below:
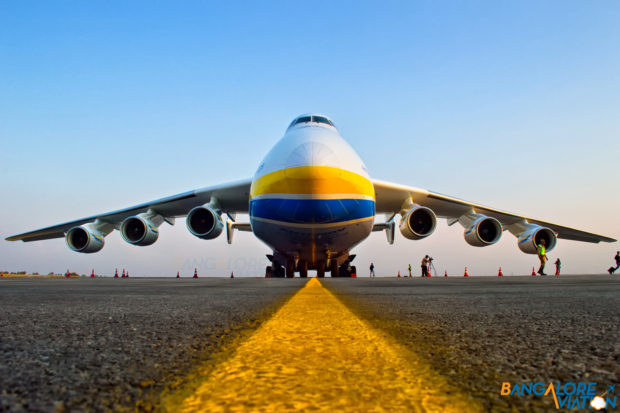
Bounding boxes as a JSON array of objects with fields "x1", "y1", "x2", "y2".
[
  {"x1": 554, "y1": 258, "x2": 561, "y2": 276},
  {"x1": 608, "y1": 251, "x2": 620, "y2": 274},
  {"x1": 408, "y1": 263, "x2": 412, "y2": 277},
  {"x1": 421, "y1": 255, "x2": 429, "y2": 277},
  {"x1": 537, "y1": 239, "x2": 548, "y2": 275},
  {"x1": 369, "y1": 262, "x2": 375, "y2": 277}
]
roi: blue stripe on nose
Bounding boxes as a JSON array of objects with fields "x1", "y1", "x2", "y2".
[{"x1": 250, "y1": 198, "x2": 375, "y2": 224}]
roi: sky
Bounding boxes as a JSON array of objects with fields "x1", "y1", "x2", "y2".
[{"x1": 1, "y1": 1, "x2": 619, "y2": 277}]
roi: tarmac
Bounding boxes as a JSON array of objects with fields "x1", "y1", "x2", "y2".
[{"x1": 0, "y1": 275, "x2": 618, "y2": 412}]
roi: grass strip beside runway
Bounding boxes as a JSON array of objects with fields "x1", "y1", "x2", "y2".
[{"x1": 173, "y1": 278, "x2": 480, "y2": 412}]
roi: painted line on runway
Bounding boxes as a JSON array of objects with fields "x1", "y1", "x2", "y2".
[{"x1": 173, "y1": 278, "x2": 480, "y2": 412}]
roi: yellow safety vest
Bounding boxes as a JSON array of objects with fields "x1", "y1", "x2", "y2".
[{"x1": 537, "y1": 244, "x2": 546, "y2": 256}]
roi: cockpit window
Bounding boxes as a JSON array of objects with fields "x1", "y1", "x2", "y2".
[
  {"x1": 291, "y1": 116, "x2": 311, "y2": 127},
  {"x1": 289, "y1": 115, "x2": 334, "y2": 129},
  {"x1": 312, "y1": 116, "x2": 333, "y2": 126}
]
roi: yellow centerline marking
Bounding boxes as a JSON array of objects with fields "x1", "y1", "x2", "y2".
[{"x1": 175, "y1": 278, "x2": 480, "y2": 412}]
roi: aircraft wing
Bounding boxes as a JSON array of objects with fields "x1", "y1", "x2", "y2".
[
  {"x1": 372, "y1": 179, "x2": 616, "y2": 244},
  {"x1": 6, "y1": 179, "x2": 252, "y2": 242}
]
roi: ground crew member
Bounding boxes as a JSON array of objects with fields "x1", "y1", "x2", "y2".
[
  {"x1": 408, "y1": 264, "x2": 412, "y2": 277},
  {"x1": 421, "y1": 255, "x2": 430, "y2": 277},
  {"x1": 608, "y1": 251, "x2": 620, "y2": 274},
  {"x1": 369, "y1": 262, "x2": 375, "y2": 277},
  {"x1": 554, "y1": 258, "x2": 561, "y2": 276},
  {"x1": 537, "y1": 239, "x2": 548, "y2": 275}
]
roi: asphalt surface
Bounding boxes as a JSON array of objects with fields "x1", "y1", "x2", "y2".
[
  {"x1": 323, "y1": 275, "x2": 620, "y2": 412},
  {"x1": 0, "y1": 277, "x2": 304, "y2": 412},
  {"x1": 0, "y1": 275, "x2": 618, "y2": 412}
]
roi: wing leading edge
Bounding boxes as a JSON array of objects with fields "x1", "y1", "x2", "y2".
[
  {"x1": 372, "y1": 179, "x2": 616, "y2": 244},
  {"x1": 6, "y1": 179, "x2": 252, "y2": 242}
]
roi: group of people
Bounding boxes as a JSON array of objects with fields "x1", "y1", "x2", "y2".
[
  {"x1": 538, "y1": 240, "x2": 620, "y2": 276},
  {"x1": 368, "y1": 248, "x2": 620, "y2": 277}
]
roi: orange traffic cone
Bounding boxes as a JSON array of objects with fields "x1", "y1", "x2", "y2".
[
  {"x1": 231, "y1": 272, "x2": 234, "y2": 278},
  {"x1": 91, "y1": 269, "x2": 95, "y2": 278},
  {"x1": 0, "y1": 272, "x2": 3, "y2": 277},
  {"x1": 114, "y1": 268, "x2": 119, "y2": 278},
  {"x1": 498, "y1": 267, "x2": 503, "y2": 277},
  {"x1": 193, "y1": 268, "x2": 198, "y2": 278},
  {"x1": 531, "y1": 267, "x2": 536, "y2": 276},
  {"x1": 444, "y1": 270, "x2": 448, "y2": 277},
  {"x1": 121, "y1": 269, "x2": 126, "y2": 278},
  {"x1": 464, "y1": 267, "x2": 469, "y2": 277},
  {"x1": 126, "y1": 271, "x2": 129, "y2": 278},
  {"x1": 65, "y1": 270, "x2": 70, "y2": 278},
  {"x1": 176, "y1": 271, "x2": 180, "y2": 278},
  {"x1": 397, "y1": 271, "x2": 401, "y2": 277}
]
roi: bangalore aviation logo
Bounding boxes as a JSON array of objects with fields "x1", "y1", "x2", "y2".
[{"x1": 500, "y1": 381, "x2": 616, "y2": 410}]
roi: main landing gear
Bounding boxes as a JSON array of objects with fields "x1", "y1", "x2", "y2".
[{"x1": 264, "y1": 255, "x2": 357, "y2": 278}]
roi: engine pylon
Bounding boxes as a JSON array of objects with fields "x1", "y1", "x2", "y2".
[{"x1": 498, "y1": 267, "x2": 503, "y2": 277}]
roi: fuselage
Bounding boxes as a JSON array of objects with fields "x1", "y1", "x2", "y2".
[{"x1": 249, "y1": 114, "x2": 376, "y2": 269}]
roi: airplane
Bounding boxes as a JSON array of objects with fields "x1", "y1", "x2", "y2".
[{"x1": 6, "y1": 114, "x2": 616, "y2": 277}]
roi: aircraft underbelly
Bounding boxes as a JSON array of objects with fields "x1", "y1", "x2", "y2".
[{"x1": 251, "y1": 217, "x2": 374, "y2": 262}]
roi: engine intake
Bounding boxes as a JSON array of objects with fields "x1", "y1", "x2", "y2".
[
  {"x1": 463, "y1": 216, "x2": 502, "y2": 247},
  {"x1": 187, "y1": 205, "x2": 224, "y2": 240},
  {"x1": 399, "y1": 205, "x2": 437, "y2": 240},
  {"x1": 517, "y1": 226, "x2": 557, "y2": 254},
  {"x1": 121, "y1": 216, "x2": 160, "y2": 246},
  {"x1": 66, "y1": 225, "x2": 105, "y2": 253}
]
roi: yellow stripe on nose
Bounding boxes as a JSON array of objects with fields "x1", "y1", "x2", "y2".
[
  {"x1": 250, "y1": 166, "x2": 375, "y2": 199},
  {"x1": 174, "y1": 278, "x2": 480, "y2": 412}
]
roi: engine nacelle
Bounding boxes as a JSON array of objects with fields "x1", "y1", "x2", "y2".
[
  {"x1": 399, "y1": 205, "x2": 437, "y2": 240},
  {"x1": 66, "y1": 225, "x2": 105, "y2": 253},
  {"x1": 464, "y1": 216, "x2": 502, "y2": 247},
  {"x1": 517, "y1": 226, "x2": 557, "y2": 254},
  {"x1": 121, "y1": 216, "x2": 160, "y2": 246},
  {"x1": 186, "y1": 205, "x2": 224, "y2": 240}
]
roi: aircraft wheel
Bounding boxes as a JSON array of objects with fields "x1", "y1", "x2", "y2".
[
  {"x1": 273, "y1": 263, "x2": 284, "y2": 278},
  {"x1": 317, "y1": 261, "x2": 325, "y2": 278},
  {"x1": 286, "y1": 260, "x2": 295, "y2": 278},
  {"x1": 330, "y1": 260, "x2": 339, "y2": 277},
  {"x1": 298, "y1": 260, "x2": 308, "y2": 278}
]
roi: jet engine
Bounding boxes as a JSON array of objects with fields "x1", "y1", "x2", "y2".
[
  {"x1": 517, "y1": 225, "x2": 557, "y2": 254},
  {"x1": 66, "y1": 225, "x2": 105, "y2": 253},
  {"x1": 463, "y1": 215, "x2": 502, "y2": 247},
  {"x1": 186, "y1": 205, "x2": 224, "y2": 239},
  {"x1": 120, "y1": 215, "x2": 161, "y2": 246},
  {"x1": 399, "y1": 205, "x2": 437, "y2": 240}
]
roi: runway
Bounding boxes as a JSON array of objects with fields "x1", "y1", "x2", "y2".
[{"x1": 0, "y1": 275, "x2": 617, "y2": 412}]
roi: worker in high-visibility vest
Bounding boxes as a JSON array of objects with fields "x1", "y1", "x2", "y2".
[{"x1": 537, "y1": 239, "x2": 548, "y2": 275}]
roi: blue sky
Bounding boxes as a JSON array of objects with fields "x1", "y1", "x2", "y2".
[{"x1": 1, "y1": 1, "x2": 618, "y2": 276}]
